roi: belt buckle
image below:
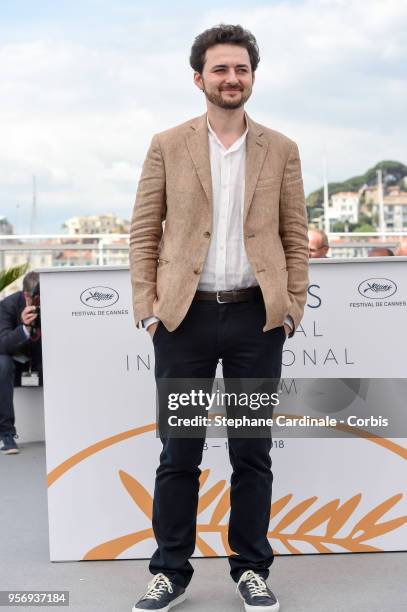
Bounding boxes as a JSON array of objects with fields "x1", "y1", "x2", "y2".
[{"x1": 216, "y1": 291, "x2": 228, "y2": 304}]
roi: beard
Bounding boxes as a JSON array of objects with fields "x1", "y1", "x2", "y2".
[{"x1": 202, "y1": 83, "x2": 252, "y2": 109}]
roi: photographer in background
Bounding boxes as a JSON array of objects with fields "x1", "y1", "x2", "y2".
[{"x1": 0, "y1": 271, "x2": 42, "y2": 455}]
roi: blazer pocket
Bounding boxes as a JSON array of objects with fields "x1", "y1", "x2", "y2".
[{"x1": 256, "y1": 177, "x2": 281, "y2": 190}]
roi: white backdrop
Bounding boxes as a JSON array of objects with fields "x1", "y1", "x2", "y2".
[{"x1": 40, "y1": 259, "x2": 407, "y2": 561}]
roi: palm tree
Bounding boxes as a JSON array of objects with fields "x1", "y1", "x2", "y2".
[{"x1": 0, "y1": 263, "x2": 29, "y2": 293}]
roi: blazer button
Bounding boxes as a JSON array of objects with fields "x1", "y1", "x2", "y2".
[
  {"x1": 194, "y1": 269, "x2": 201, "y2": 274},
  {"x1": 204, "y1": 231, "x2": 211, "y2": 238}
]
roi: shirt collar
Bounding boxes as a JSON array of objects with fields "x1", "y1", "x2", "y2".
[{"x1": 207, "y1": 113, "x2": 248, "y2": 153}]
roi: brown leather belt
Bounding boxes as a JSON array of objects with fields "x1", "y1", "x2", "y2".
[{"x1": 194, "y1": 286, "x2": 263, "y2": 304}]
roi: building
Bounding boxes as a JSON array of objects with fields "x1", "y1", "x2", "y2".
[
  {"x1": 361, "y1": 184, "x2": 407, "y2": 231},
  {"x1": 4, "y1": 244, "x2": 54, "y2": 271},
  {"x1": 2, "y1": 244, "x2": 54, "y2": 295},
  {"x1": 376, "y1": 188, "x2": 407, "y2": 231},
  {"x1": 99, "y1": 237, "x2": 130, "y2": 266},
  {"x1": 54, "y1": 248, "x2": 96, "y2": 267},
  {"x1": 63, "y1": 214, "x2": 130, "y2": 235},
  {"x1": 361, "y1": 185, "x2": 379, "y2": 206},
  {"x1": 326, "y1": 191, "x2": 359, "y2": 227},
  {"x1": 0, "y1": 217, "x2": 14, "y2": 270},
  {"x1": 53, "y1": 235, "x2": 130, "y2": 267},
  {"x1": 0, "y1": 217, "x2": 13, "y2": 235}
]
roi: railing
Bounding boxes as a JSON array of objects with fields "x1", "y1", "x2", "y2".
[
  {"x1": 1, "y1": 230, "x2": 407, "y2": 281},
  {"x1": 325, "y1": 231, "x2": 407, "y2": 258},
  {"x1": 0, "y1": 234, "x2": 130, "y2": 295},
  {"x1": 0, "y1": 234, "x2": 130, "y2": 270}
]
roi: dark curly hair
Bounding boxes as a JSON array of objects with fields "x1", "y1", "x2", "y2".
[{"x1": 190, "y1": 24, "x2": 260, "y2": 74}]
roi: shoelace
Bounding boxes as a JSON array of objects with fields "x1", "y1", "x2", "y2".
[
  {"x1": 143, "y1": 573, "x2": 173, "y2": 600},
  {"x1": 238, "y1": 570, "x2": 269, "y2": 598}
]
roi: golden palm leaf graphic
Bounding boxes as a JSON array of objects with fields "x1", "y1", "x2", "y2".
[{"x1": 83, "y1": 470, "x2": 407, "y2": 560}]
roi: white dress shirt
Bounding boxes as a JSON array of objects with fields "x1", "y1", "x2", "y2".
[
  {"x1": 197, "y1": 115, "x2": 257, "y2": 291},
  {"x1": 143, "y1": 114, "x2": 293, "y2": 333}
]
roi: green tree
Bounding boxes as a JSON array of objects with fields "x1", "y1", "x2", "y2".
[
  {"x1": 358, "y1": 213, "x2": 373, "y2": 226},
  {"x1": 353, "y1": 223, "x2": 375, "y2": 233},
  {"x1": 306, "y1": 160, "x2": 407, "y2": 209}
]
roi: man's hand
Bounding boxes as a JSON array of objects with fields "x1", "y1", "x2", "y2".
[
  {"x1": 283, "y1": 323, "x2": 291, "y2": 338},
  {"x1": 21, "y1": 305, "x2": 38, "y2": 327},
  {"x1": 147, "y1": 321, "x2": 159, "y2": 338}
]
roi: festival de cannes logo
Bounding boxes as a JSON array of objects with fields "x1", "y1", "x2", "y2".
[
  {"x1": 47, "y1": 421, "x2": 407, "y2": 560},
  {"x1": 358, "y1": 278, "x2": 397, "y2": 300},
  {"x1": 80, "y1": 286, "x2": 119, "y2": 308}
]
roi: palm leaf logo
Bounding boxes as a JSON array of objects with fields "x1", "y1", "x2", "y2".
[
  {"x1": 268, "y1": 493, "x2": 407, "y2": 554},
  {"x1": 83, "y1": 470, "x2": 407, "y2": 559}
]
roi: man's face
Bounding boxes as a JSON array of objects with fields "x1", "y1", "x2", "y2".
[
  {"x1": 194, "y1": 43, "x2": 254, "y2": 110},
  {"x1": 308, "y1": 232, "x2": 329, "y2": 259}
]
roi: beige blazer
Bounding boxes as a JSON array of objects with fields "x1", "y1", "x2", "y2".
[{"x1": 129, "y1": 113, "x2": 309, "y2": 334}]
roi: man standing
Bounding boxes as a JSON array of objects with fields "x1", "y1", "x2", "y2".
[
  {"x1": 0, "y1": 271, "x2": 42, "y2": 455},
  {"x1": 130, "y1": 24, "x2": 308, "y2": 612}
]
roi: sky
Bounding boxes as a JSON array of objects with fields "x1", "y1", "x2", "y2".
[{"x1": 1, "y1": 0, "x2": 406, "y2": 233}]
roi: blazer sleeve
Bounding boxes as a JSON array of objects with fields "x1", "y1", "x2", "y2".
[
  {"x1": 129, "y1": 134, "x2": 167, "y2": 328},
  {"x1": 279, "y1": 141, "x2": 309, "y2": 334},
  {"x1": 0, "y1": 296, "x2": 29, "y2": 355}
]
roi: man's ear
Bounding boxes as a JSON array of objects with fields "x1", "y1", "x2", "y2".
[
  {"x1": 193, "y1": 71, "x2": 204, "y2": 91},
  {"x1": 252, "y1": 71, "x2": 255, "y2": 86}
]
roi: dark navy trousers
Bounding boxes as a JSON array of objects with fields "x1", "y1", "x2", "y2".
[
  {"x1": 0, "y1": 355, "x2": 42, "y2": 436},
  {"x1": 149, "y1": 296, "x2": 286, "y2": 588},
  {"x1": 0, "y1": 355, "x2": 20, "y2": 436}
]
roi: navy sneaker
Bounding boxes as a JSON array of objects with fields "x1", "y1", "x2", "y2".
[
  {"x1": 132, "y1": 573, "x2": 186, "y2": 611},
  {"x1": 237, "y1": 570, "x2": 280, "y2": 611},
  {"x1": 0, "y1": 433, "x2": 20, "y2": 455}
]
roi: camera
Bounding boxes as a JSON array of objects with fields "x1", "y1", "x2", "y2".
[{"x1": 27, "y1": 282, "x2": 41, "y2": 334}]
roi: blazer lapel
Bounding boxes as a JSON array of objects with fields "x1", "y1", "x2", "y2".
[
  {"x1": 244, "y1": 116, "x2": 268, "y2": 224},
  {"x1": 184, "y1": 112, "x2": 268, "y2": 222},
  {"x1": 185, "y1": 113, "x2": 213, "y2": 208}
]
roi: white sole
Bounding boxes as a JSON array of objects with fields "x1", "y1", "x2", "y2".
[
  {"x1": 132, "y1": 591, "x2": 186, "y2": 612},
  {"x1": 1, "y1": 449, "x2": 19, "y2": 455},
  {"x1": 238, "y1": 590, "x2": 280, "y2": 612}
]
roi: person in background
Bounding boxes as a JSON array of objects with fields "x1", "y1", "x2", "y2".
[
  {"x1": 0, "y1": 271, "x2": 42, "y2": 455},
  {"x1": 395, "y1": 239, "x2": 407, "y2": 256},
  {"x1": 368, "y1": 247, "x2": 394, "y2": 257},
  {"x1": 308, "y1": 228, "x2": 329, "y2": 258}
]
